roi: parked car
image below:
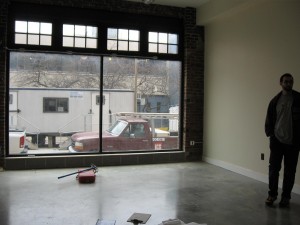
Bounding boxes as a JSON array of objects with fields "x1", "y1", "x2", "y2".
[{"x1": 9, "y1": 130, "x2": 27, "y2": 154}]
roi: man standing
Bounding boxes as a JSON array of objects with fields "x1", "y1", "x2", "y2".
[{"x1": 265, "y1": 73, "x2": 300, "y2": 207}]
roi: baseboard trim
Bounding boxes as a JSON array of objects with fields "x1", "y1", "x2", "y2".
[{"x1": 203, "y1": 156, "x2": 300, "y2": 195}]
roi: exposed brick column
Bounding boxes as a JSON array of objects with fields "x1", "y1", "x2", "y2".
[
  {"x1": 0, "y1": 0, "x2": 9, "y2": 164},
  {"x1": 183, "y1": 8, "x2": 204, "y2": 160}
]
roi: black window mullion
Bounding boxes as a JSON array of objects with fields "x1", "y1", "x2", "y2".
[
  {"x1": 127, "y1": 29, "x2": 129, "y2": 51},
  {"x1": 73, "y1": 25, "x2": 75, "y2": 47},
  {"x1": 99, "y1": 26, "x2": 106, "y2": 53},
  {"x1": 39, "y1": 22, "x2": 41, "y2": 45},
  {"x1": 140, "y1": 28, "x2": 148, "y2": 55},
  {"x1": 52, "y1": 21, "x2": 60, "y2": 49},
  {"x1": 83, "y1": 25, "x2": 86, "y2": 48}
]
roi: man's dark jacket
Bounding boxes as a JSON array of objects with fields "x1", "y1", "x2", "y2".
[{"x1": 265, "y1": 90, "x2": 300, "y2": 148}]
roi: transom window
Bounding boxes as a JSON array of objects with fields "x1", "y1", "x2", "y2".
[
  {"x1": 14, "y1": 21, "x2": 52, "y2": 46},
  {"x1": 63, "y1": 24, "x2": 98, "y2": 48},
  {"x1": 148, "y1": 32, "x2": 178, "y2": 54},
  {"x1": 107, "y1": 28, "x2": 140, "y2": 51}
]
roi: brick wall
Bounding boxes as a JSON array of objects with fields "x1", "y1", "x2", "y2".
[
  {"x1": 0, "y1": 1, "x2": 9, "y2": 164},
  {"x1": 0, "y1": 0, "x2": 204, "y2": 167},
  {"x1": 183, "y1": 8, "x2": 204, "y2": 160}
]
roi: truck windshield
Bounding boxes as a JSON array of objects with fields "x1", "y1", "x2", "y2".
[{"x1": 107, "y1": 120, "x2": 128, "y2": 136}]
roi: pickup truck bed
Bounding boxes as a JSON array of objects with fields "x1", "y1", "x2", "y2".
[{"x1": 9, "y1": 130, "x2": 27, "y2": 154}]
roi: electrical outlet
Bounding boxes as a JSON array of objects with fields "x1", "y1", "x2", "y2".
[
  {"x1": 190, "y1": 141, "x2": 195, "y2": 146},
  {"x1": 261, "y1": 153, "x2": 264, "y2": 160}
]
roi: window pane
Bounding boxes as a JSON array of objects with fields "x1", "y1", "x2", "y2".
[
  {"x1": 86, "y1": 38, "x2": 97, "y2": 48},
  {"x1": 107, "y1": 40, "x2": 117, "y2": 50},
  {"x1": 9, "y1": 52, "x2": 101, "y2": 155},
  {"x1": 129, "y1": 30, "x2": 139, "y2": 41},
  {"x1": 159, "y1": 33, "x2": 168, "y2": 43},
  {"x1": 87, "y1": 26, "x2": 97, "y2": 38},
  {"x1": 168, "y1": 45, "x2": 178, "y2": 54},
  {"x1": 107, "y1": 28, "x2": 140, "y2": 52},
  {"x1": 40, "y1": 23, "x2": 52, "y2": 35},
  {"x1": 63, "y1": 24, "x2": 74, "y2": 36},
  {"x1": 129, "y1": 42, "x2": 139, "y2": 51},
  {"x1": 15, "y1": 34, "x2": 27, "y2": 44},
  {"x1": 9, "y1": 94, "x2": 13, "y2": 104},
  {"x1": 149, "y1": 43, "x2": 157, "y2": 53},
  {"x1": 149, "y1": 32, "x2": 157, "y2": 42},
  {"x1": 15, "y1": 21, "x2": 27, "y2": 33},
  {"x1": 28, "y1": 22, "x2": 39, "y2": 34},
  {"x1": 158, "y1": 44, "x2": 168, "y2": 53},
  {"x1": 63, "y1": 24, "x2": 98, "y2": 49},
  {"x1": 57, "y1": 99, "x2": 68, "y2": 112},
  {"x1": 101, "y1": 57, "x2": 181, "y2": 153},
  {"x1": 118, "y1": 29, "x2": 128, "y2": 40},
  {"x1": 40, "y1": 35, "x2": 52, "y2": 46},
  {"x1": 44, "y1": 98, "x2": 57, "y2": 112},
  {"x1": 168, "y1": 34, "x2": 178, "y2": 44},
  {"x1": 28, "y1": 34, "x2": 39, "y2": 45},
  {"x1": 107, "y1": 28, "x2": 118, "y2": 39},
  {"x1": 75, "y1": 25, "x2": 86, "y2": 37},
  {"x1": 63, "y1": 37, "x2": 74, "y2": 47},
  {"x1": 118, "y1": 40, "x2": 128, "y2": 51},
  {"x1": 75, "y1": 37, "x2": 85, "y2": 48}
]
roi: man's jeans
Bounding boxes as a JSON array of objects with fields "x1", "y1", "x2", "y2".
[{"x1": 269, "y1": 136, "x2": 299, "y2": 199}]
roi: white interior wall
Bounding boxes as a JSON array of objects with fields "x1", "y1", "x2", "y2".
[{"x1": 201, "y1": 0, "x2": 300, "y2": 194}]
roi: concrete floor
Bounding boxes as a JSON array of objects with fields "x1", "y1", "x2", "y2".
[{"x1": 1, "y1": 162, "x2": 300, "y2": 225}]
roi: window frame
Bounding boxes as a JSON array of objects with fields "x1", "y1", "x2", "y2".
[
  {"x1": 8, "y1": 2, "x2": 183, "y2": 60},
  {"x1": 6, "y1": 2, "x2": 184, "y2": 156}
]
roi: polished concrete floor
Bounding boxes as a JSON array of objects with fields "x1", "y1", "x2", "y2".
[{"x1": 1, "y1": 162, "x2": 300, "y2": 225}]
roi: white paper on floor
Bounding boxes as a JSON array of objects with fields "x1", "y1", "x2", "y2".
[{"x1": 158, "y1": 219, "x2": 207, "y2": 225}]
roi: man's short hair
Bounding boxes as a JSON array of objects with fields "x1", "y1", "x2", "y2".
[{"x1": 280, "y1": 73, "x2": 293, "y2": 82}]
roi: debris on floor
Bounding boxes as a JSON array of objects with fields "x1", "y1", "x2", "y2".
[
  {"x1": 76, "y1": 169, "x2": 96, "y2": 183},
  {"x1": 159, "y1": 219, "x2": 185, "y2": 225},
  {"x1": 127, "y1": 213, "x2": 151, "y2": 224},
  {"x1": 95, "y1": 219, "x2": 116, "y2": 225},
  {"x1": 186, "y1": 223, "x2": 207, "y2": 225},
  {"x1": 159, "y1": 219, "x2": 207, "y2": 225},
  {"x1": 57, "y1": 163, "x2": 98, "y2": 181}
]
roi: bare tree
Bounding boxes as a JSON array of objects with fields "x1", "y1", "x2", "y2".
[
  {"x1": 10, "y1": 53, "x2": 180, "y2": 112},
  {"x1": 10, "y1": 52, "x2": 100, "y2": 88}
]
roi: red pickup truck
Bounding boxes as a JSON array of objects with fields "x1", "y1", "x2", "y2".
[{"x1": 69, "y1": 118, "x2": 178, "y2": 153}]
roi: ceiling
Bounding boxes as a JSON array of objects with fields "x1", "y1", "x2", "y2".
[
  {"x1": 126, "y1": 0, "x2": 255, "y2": 25},
  {"x1": 126, "y1": 0, "x2": 210, "y2": 8}
]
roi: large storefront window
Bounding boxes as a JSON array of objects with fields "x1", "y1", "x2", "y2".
[{"x1": 9, "y1": 52, "x2": 181, "y2": 155}]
